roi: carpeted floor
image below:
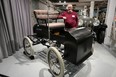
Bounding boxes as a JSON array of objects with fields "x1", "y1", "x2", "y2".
[{"x1": 0, "y1": 43, "x2": 116, "y2": 77}]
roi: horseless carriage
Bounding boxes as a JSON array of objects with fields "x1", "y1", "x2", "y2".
[{"x1": 23, "y1": 10, "x2": 94, "y2": 77}]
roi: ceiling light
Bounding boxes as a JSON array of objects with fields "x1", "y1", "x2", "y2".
[
  {"x1": 64, "y1": 1, "x2": 66, "y2": 3},
  {"x1": 59, "y1": 0, "x2": 61, "y2": 3}
]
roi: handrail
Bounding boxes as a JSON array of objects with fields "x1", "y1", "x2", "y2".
[{"x1": 39, "y1": 0, "x2": 60, "y2": 12}]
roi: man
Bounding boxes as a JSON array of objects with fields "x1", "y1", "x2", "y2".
[{"x1": 58, "y1": 4, "x2": 78, "y2": 29}]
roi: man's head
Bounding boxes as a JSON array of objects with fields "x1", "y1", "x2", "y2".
[{"x1": 66, "y1": 4, "x2": 73, "y2": 12}]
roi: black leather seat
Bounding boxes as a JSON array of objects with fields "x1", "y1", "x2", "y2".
[{"x1": 33, "y1": 10, "x2": 65, "y2": 29}]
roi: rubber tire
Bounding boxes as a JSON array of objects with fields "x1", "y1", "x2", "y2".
[
  {"x1": 47, "y1": 47, "x2": 64, "y2": 77},
  {"x1": 23, "y1": 36, "x2": 35, "y2": 59}
]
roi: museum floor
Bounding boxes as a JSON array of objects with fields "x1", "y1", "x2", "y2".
[{"x1": 0, "y1": 42, "x2": 116, "y2": 77}]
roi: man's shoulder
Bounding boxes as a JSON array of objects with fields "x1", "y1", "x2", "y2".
[
  {"x1": 72, "y1": 11, "x2": 78, "y2": 15},
  {"x1": 62, "y1": 11, "x2": 68, "y2": 13},
  {"x1": 72, "y1": 11, "x2": 77, "y2": 14}
]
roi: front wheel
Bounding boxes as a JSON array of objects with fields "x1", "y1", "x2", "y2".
[
  {"x1": 47, "y1": 47, "x2": 64, "y2": 77},
  {"x1": 23, "y1": 36, "x2": 34, "y2": 59}
]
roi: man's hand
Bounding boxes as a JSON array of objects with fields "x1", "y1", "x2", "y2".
[{"x1": 63, "y1": 17, "x2": 66, "y2": 19}]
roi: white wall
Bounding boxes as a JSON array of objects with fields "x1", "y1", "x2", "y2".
[
  {"x1": 90, "y1": 1, "x2": 95, "y2": 18},
  {"x1": 31, "y1": 0, "x2": 56, "y2": 25},
  {"x1": 0, "y1": 46, "x2": 3, "y2": 61},
  {"x1": 38, "y1": 1, "x2": 53, "y2": 10},
  {"x1": 104, "y1": 0, "x2": 116, "y2": 45}
]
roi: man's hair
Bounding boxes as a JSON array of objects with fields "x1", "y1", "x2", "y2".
[{"x1": 66, "y1": 4, "x2": 73, "y2": 9}]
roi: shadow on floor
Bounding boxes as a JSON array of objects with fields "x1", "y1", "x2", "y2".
[
  {"x1": 0, "y1": 74, "x2": 9, "y2": 77},
  {"x1": 13, "y1": 49, "x2": 48, "y2": 65},
  {"x1": 38, "y1": 62, "x2": 87, "y2": 77},
  {"x1": 13, "y1": 49, "x2": 92, "y2": 77}
]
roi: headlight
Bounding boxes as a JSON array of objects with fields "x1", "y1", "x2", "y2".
[
  {"x1": 93, "y1": 20, "x2": 100, "y2": 26},
  {"x1": 78, "y1": 19, "x2": 83, "y2": 26}
]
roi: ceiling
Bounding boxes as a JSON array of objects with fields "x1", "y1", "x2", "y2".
[
  {"x1": 49, "y1": 0, "x2": 108, "y2": 9},
  {"x1": 48, "y1": 0, "x2": 108, "y2": 12},
  {"x1": 49, "y1": 0, "x2": 107, "y2": 3},
  {"x1": 49, "y1": 0, "x2": 79, "y2": 3}
]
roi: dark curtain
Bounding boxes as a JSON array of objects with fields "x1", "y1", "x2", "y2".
[{"x1": 0, "y1": 0, "x2": 33, "y2": 59}]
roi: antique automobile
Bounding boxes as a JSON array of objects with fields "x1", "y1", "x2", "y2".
[{"x1": 23, "y1": 10, "x2": 94, "y2": 77}]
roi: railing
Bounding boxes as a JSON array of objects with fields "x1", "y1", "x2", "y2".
[{"x1": 39, "y1": 0, "x2": 60, "y2": 12}]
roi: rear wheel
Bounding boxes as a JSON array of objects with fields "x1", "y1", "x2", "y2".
[
  {"x1": 98, "y1": 31, "x2": 105, "y2": 44},
  {"x1": 23, "y1": 36, "x2": 34, "y2": 59},
  {"x1": 47, "y1": 47, "x2": 64, "y2": 77}
]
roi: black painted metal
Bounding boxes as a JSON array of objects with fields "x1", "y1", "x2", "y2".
[{"x1": 63, "y1": 28, "x2": 93, "y2": 65}]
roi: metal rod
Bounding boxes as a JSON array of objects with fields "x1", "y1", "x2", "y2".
[{"x1": 47, "y1": 2, "x2": 51, "y2": 45}]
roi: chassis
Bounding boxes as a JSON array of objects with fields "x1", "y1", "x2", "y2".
[
  {"x1": 23, "y1": 10, "x2": 94, "y2": 77},
  {"x1": 23, "y1": 25, "x2": 93, "y2": 77}
]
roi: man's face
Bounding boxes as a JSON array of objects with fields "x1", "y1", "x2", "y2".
[
  {"x1": 68, "y1": 6, "x2": 73, "y2": 11},
  {"x1": 67, "y1": 5, "x2": 73, "y2": 12}
]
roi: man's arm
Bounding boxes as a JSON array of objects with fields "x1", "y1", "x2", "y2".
[{"x1": 58, "y1": 12, "x2": 66, "y2": 19}]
